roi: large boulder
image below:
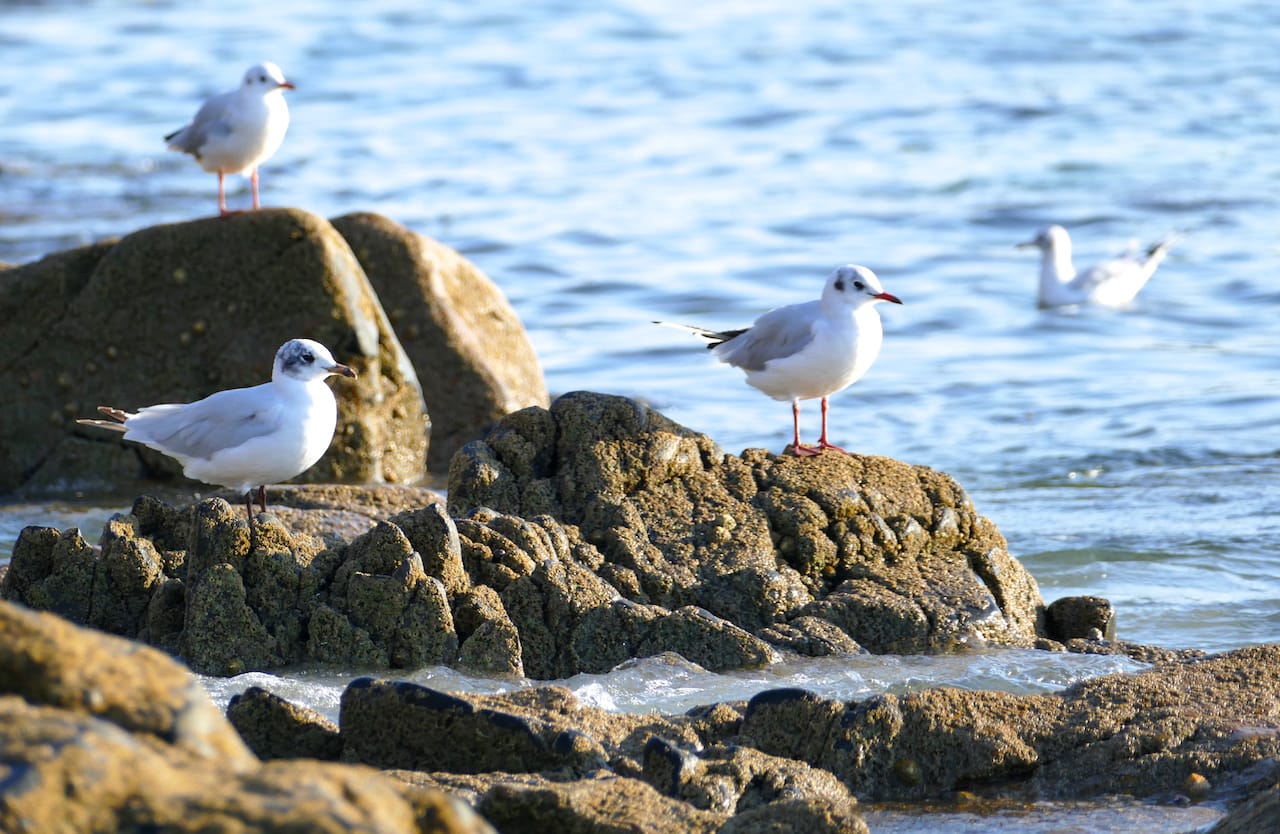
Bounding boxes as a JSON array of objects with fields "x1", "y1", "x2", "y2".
[
  {"x1": 331, "y1": 212, "x2": 549, "y2": 471},
  {"x1": 448, "y1": 391, "x2": 1044, "y2": 653},
  {"x1": 0, "y1": 600, "x2": 491, "y2": 834},
  {"x1": 6, "y1": 391, "x2": 1055, "y2": 677},
  {"x1": 737, "y1": 645, "x2": 1280, "y2": 802},
  {"x1": 0, "y1": 208, "x2": 427, "y2": 494}
]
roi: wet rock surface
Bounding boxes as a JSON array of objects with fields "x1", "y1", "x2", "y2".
[
  {"x1": 331, "y1": 212, "x2": 549, "y2": 472},
  {"x1": 0, "y1": 600, "x2": 491, "y2": 834},
  {"x1": 6, "y1": 383, "x2": 1272, "y2": 829},
  {"x1": 5, "y1": 392, "x2": 1052, "y2": 678},
  {"x1": 449, "y1": 391, "x2": 1044, "y2": 654}
]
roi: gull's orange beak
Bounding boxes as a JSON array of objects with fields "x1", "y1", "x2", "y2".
[
  {"x1": 875, "y1": 291, "x2": 903, "y2": 305},
  {"x1": 328, "y1": 363, "x2": 357, "y2": 379}
]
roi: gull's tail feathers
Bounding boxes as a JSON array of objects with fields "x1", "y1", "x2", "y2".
[
  {"x1": 1146, "y1": 231, "x2": 1181, "y2": 260},
  {"x1": 653, "y1": 321, "x2": 747, "y2": 350}
]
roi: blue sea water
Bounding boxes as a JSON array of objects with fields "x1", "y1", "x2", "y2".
[{"x1": 2, "y1": 2, "x2": 1278, "y2": 829}]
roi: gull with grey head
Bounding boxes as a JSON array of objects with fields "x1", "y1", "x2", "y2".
[
  {"x1": 165, "y1": 61, "x2": 295, "y2": 216},
  {"x1": 657, "y1": 264, "x2": 902, "y2": 457},
  {"x1": 78, "y1": 339, "x2": 356, "y2": 525}
]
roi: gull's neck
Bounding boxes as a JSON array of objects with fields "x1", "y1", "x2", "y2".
[{"x1": 1039, "y1": 240, "x2": 1078, "y2": 302}]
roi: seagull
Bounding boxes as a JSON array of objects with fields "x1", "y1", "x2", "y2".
[
  {"x1": 1018, "y1": 224, "x2": 1177, "y2": 309},
  {"x1": 165, "y1": 62, "x2": 295, "y2": 217},
  {"x1": 77, "y1": 339, "x2": 356, "y2": 525},
  {"x1": 657, "y1": 265, "x2": 902, "y2": 457}
]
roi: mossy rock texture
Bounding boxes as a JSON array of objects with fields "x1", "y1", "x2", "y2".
[
  {"x1": 0, "y1": 600, "x2": 492, "y2": 834},
  {"x1": 0, "y1": 208, "x2": 552, "y2": 493},
  {"x1": 449, "y1": 391, "x2": 1044, "y2": 654},
  {"x1": 7, "y1": 392, "x2": 1057, "y2": 678},
  {"x1": 331, "y1": 211, "x2": 549, "y2": 472},
  {"x1": 0, "y1": 208, "x2": 427, "y2": 493}
]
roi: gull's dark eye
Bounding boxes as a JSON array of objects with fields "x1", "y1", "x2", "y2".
[
  {"x1": 853, "y1": 281, "x2": 865, "y2": 291},
  {"x1": 259, "y1": 75, "x2": 268, "y2": 82},
  {"x1": 302, "y1": 352, "x2": 315, "y2": 363}
]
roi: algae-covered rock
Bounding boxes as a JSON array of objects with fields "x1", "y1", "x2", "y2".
[
  {"x1": 450, "y1": 391, "x2": 1044, "y2": 654},
  {"x1": 0, "y1": 208, "x2": 428, "y2": 494},
  {"x1": 0, "y1": 600, "x2": 494, "y2": 834},
  {"x1": 331, "y1": 211, "x2": 549, "y2": 471},
  {"x1": 737, "y1": 645, "x2": 1280, "y2": 803},
  {"x1": 340, "y1": 678, "x2": 608, "y2": 774},
  {"x1": 476, "y1": 775, "x2": 724, "y2": 834},
  {"x1": 226, "y1": 685, "x2": 343, "y2": 761}
]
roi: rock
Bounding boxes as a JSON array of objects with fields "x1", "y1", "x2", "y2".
[
  {"x1": 449, "y1": 391, "x2": 1044, "y2": 653},
  {"x1": 736, "y1": 645, "x2": 1280, "y2": 802},
  {"x1": 454, "y1": 585, "x2": 525, "y2": 676},
  {"x1": 226, "y1": 685, "x2": 343, "y2": 761},
  {"x1": 0, "y1": 208, "x2": 428, "y2": 495},
  {"x1": 1209, "y1": 786, "x2": 1280, "y2": 834},
  {"x1": 641, "y1": 738, "x2": 854, "y2": 814},
  {"x1": 635, "y1": 606, "x2": 777, "y2": 672},
  {"x1": 330, "y1": 519, "x2": 460, "y2": 669},
  {"x1": 717, "y1": 797, "x2": 869, "y2": 834},
  {"x1": 340, "y1": 678, "x2": 608, "y2": 774},
  {"x1": 0, "y1": 600, "x2": 494, "y2": 834},
  {"x1": 1046, "y1": 595, "x2": 1117, "y2": 641},
  {"x1": 330, "y1": 212, "x2": 549, "y2": 471},
  {"x1": 757, "y1": 616, "x2": 864, "y2": 656},
  {"x1": 476, "y1": 775, "x2": 724, "y2": 834},
  {"x1": 0, "y1": 600, "x2": 254, "y2": 765}
]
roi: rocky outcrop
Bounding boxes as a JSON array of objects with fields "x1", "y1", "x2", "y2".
[
  {"x1": 449, "y1": 391, "x2": 1044, "y2": 653},
  {"x1": 331, "y1": 212, "x2": 549, "y2": 472},
  {"x1": 0, "y1": 209, "x2": 551, "y2": 494},
  {"x1": 288, "y1": 647, "x2": 1277, "y2": 820},
  {"x1": 0, "y1": 600, "x2": 493, "y2": 834},
  {"x1": 5, "y1": 391, "x2": 1054, "y2": 677},
  {"x1": 1, "y1": 208, "x2": 427, "y2": 494},
  {"x1": 735, "y1": 645, "x2": 1280, "y2": 802}
]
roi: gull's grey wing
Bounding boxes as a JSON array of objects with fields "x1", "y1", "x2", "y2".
[
  {"x1": 166, "y1": 90, "x2": 236, "y2": 154},
  {"x1": 124, "y1": 383, "x2": 283, "y2": 461},
  {"x1": 1072, "y1": 256, "x2": 1141, "y2": 293},
  {"x1": 714, "y1": 301, "x2": 819, "y2": 372}
]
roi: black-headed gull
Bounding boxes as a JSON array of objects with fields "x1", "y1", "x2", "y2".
[
  {"x1": 165, "y1": 62, "x2": 295, "y2": 217},
  {"x1": 658, "y1": 265, "x2": 902, "y2": 457},
  {"x1": 78, "y1": 339, "x2": 356, "y2": 524},
  {"x1": 1019, "y1": 224, "x2": 1176, "y2": 309}
]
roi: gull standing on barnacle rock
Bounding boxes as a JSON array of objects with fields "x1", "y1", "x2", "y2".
[
  {"x1": 657, "y1": 264, "x2": 902, "y2": 457},
  {"x1": 165, "y1": 61, "x2": 295, "y2": 216},
  {"x1": 1019, "y1": 224, "x2": 1177, "y2": 309},
  {"x1": 77, "y1": 339, "x2": 357, "y2": 526}
]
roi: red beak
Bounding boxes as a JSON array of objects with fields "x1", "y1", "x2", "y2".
[
  {"x1": 875, "y1": 292, "x2": 903, "y2": 305},
  {"x1": 279, "y1": 81, "x2": 296, "y2": 90}
]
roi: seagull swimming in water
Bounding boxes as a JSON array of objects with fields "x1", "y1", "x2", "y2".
[
  {"x1": 165, "y1": 62, "x2": 295, "y2": 216},
  {"x1": 78, "y1": 339, "x2": 356, "y2": 525},
  {"x1": 658, "y1": 265, "x2": 902, "y2": 457},
  {"x1": 1019, "y1": 224, "x2": 1176, "y2": 309}
]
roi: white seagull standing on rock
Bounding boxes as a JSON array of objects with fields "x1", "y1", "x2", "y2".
[
  {"x1": 78, "y1": 339, "x2": 356, "y2": 525},
  {"x1": 165, "y1": 62, "x2": 295, "y2": 216},
  {"x1": 658, "y1": 264, "x2": 902, "y2": 457},
  {"x1": 1019, "y1": 224, "x2": 1177, "y2": 309}
]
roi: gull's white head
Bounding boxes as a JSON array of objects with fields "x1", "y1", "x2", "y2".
[
  {"x1": 823, "y1": 264, "x2": 903, "y2": 309},
  {"x1": 1018, "y1": 224, "x2": 1071, "y2": 252},
  {"x1": 273, "y1": 339, "x2": 357, "y2": 383},
  {"x1": 241, "y1": 62, "x2": 295, "y2": 93}
]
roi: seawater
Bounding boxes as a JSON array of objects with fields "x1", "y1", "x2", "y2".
[{"x1": 2, "y1": 2, "x2": 1277, "y2": 830}]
